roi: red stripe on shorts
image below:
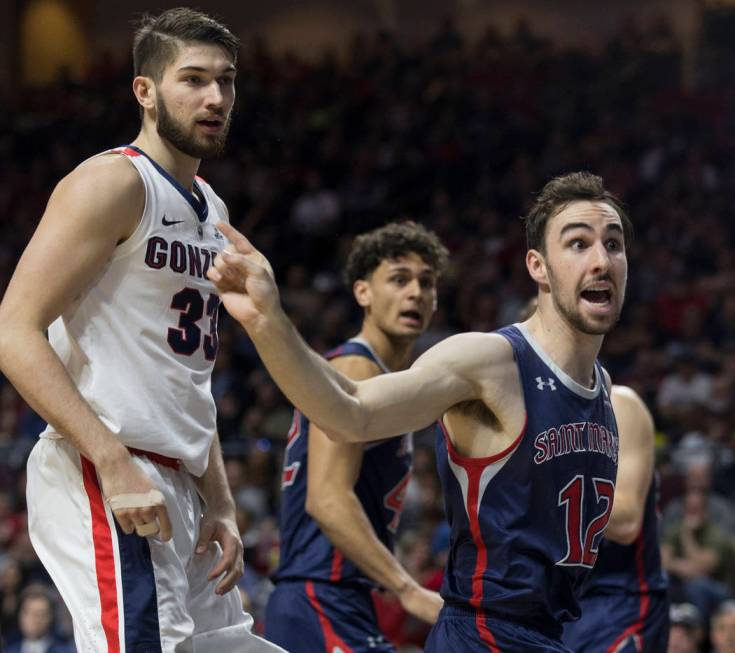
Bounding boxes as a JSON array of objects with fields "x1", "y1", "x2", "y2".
[
  {"x1": 604, "y1": 532, "x2": 649, "y2": 653},
  {"x1": 81, "y1": 456, "x2": 120, "y2": 653},
  {"x1": 305, "y1": 580, "x2": 356, "y2": 653}
]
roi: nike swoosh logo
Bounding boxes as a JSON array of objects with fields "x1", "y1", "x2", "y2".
[{"x1": 162, "y1": 215, "x2": 184, "y2": 226}]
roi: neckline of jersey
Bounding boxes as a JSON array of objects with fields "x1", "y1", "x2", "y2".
[
  {"x1": 514, "y1": 322, "x2": 601, "y2": 399},
  {"x1": 126, "y1": 145, "x2": 209, "y2": 223},
  {"x1": 348, "y1": 337, "x2": 391, "y2": 374}
]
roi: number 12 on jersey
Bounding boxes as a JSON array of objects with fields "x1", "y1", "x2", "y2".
[{"x1": 557, "y1": 474, "x2": 615, "y2": 568}]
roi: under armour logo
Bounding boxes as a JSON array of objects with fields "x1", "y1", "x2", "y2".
[{"x1": 536, "y1": 376, "x2": 557, "y2": 391}]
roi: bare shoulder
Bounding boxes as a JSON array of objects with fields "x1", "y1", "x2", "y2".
[
  {"x1": 51, "y1": 154, "x2": 144, "y2": 237},
  {"x1": 611, "y1": 385, "x2": 654, "y2": 427},
  {"x1": 329, "y1": 354, "x2": 382, "y2": 382},
  {"x1": 62, "y1": 153, "x2": 142, "y2": 198}
]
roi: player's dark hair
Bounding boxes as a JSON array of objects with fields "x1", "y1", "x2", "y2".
[
  {"x1": 344, "y1": 221, "x2": 449, "y2": 287},
  {"x1": 523, "y1": 172, "x2": 632, "y2": 253},
  {"x1": 133, "y1": 8, "x2": 239, "y2": 82}
]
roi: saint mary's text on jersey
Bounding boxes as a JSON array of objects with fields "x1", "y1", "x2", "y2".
[{"x1": 533, "y1": 421, "x2": 618, "y2": 465}]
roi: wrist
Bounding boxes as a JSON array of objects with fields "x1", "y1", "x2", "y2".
[{"x1": 91, "y1": 440, "x2": 130, "y2": 472}]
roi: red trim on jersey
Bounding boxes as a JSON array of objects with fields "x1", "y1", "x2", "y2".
[
  {"x1": 439, "y1": 415, "x2": 527, "y2": 468},
  {"x1": 127, "y1": 447, "x2": 180, "y2": 470},
  {"x1": 81, "y1": 456, "x2": 120, "y2": 653},
  {"x1": 460, "y1": 461, "x2": 501, "y2": 651},
  {"x1": 195, "y1": 174, "x2": 207, "y2": 183},
  {"x1": 330, "y1": 550, "x2": 344, "y2": 581},
  {"x1": 305, "y1": 581, "x2": 356, "y2": 653},
  {"x1": 439, "y1": 418, "x2": 517, "y2": 652},
  {"x1": 604, "y1": 531, "x2": 650, "y2": 653},
  {"x1": 118, "y1": 147, "x2": 141, "y2": 157},
  {"x1": 286, "y1": 410, "x2": 302, "y2": 449}
]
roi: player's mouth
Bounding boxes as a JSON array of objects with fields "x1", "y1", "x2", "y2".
[
  {"x1": 398, "y1": 309, "x2": 423, "y2": 327},
  {"x1": 579, "y1": 285, "x2": 615, "y2": 313},
  {"x1": 197, "y1": 118, "x2": 224, "y2": 133}
]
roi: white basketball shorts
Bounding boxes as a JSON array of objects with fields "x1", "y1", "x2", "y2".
[{"x1": 26, "y1": 436, "x2": 288, "y2": 653}]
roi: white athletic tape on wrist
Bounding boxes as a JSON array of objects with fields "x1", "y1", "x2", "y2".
[
  {"x1": 135, "y1": 521, "x2": 160, "y2": 537},
  {"x1": 107, "y1": 489, "x2": 165, "y2": 511}
]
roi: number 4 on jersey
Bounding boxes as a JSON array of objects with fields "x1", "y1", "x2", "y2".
[{"x1": 557, "y1": 474, "x2": 615, "y2": 568}]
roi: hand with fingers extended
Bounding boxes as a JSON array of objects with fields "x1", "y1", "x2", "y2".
[
  {"x1": 207, "y1": 222, "x2": 281, "y2": 329},
  {"x1": 97, "y1": 453, "x2": 172, "y2": 541},
  {"x1": 195, "y1": 506, "x2": 244, "y2": 595}
]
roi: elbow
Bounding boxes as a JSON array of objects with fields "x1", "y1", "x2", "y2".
[
  {"x1": 605, "y1": 518, "x2": 642, "y2": 546},
  {"x1": 305, "y1": 491, "x2": 335, "y2": 524}
]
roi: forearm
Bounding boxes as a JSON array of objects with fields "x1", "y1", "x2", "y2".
[
  {"x1": 310, "y1": 493, "x2": 415, "y2": 594},
  {"x1": 245, "y1": 309, "x2": 365, "y2": 439},
  {"x1": 193, "y1": 434, "x2": 236, "y2": 514},
  {"x1": 0, "y1": 328, "x2": 127, "y2": 466}
]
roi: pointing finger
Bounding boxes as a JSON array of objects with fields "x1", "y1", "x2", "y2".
[{"x1": 217, "y1": 222, "x2": 254, "y2": 255}]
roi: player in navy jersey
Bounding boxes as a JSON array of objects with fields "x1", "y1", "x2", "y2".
[
  {"x1": 208, "y1": 170, "x2": 631, "y2": 652},
  {"x1": 264, "y1": 222, "x2": 448, "y2": 652},
  {"x1": 563, "y1": 385, "x2": 669, "y2": 652}
]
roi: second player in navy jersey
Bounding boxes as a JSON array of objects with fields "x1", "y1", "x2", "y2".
[
  {"x1": 563, "y1": 385, "x2": 669, "y2": 653},
  {"x1": 209, "y1": 171, "x2": 631, "y2": 651},
  {"x1": 265, "y1": 222, "x2": 448, "y2": 652}
]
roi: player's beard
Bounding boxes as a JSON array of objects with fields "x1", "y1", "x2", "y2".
[
  {"x1": 156, "y1": 96, "x2": 230, "y2": 159},
  {"x1": 547, "y1": 265, "x2": 622, "y2": 336}
]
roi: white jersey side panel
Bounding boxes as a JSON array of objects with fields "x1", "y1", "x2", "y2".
[{"x1": 43, "y1": 146, "x2": 229, "y2": 475}]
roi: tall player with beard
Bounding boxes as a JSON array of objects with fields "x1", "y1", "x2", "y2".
[
  {"x1": 0, "y1": 9, "x2": 285, "y2": 653},
  {"x1": 208, "y1": 171, "x2": 630, "y2": 652}
]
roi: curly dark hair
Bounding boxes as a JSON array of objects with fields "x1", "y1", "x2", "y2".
[
  {"x1": 133, "y1": 8, "x2": 239, "y2": 82},
  {"x1": 523, "y1": 171, "x2": 633, "y2": 252},
  {"x1": 344, "y1": 221, "x2": 449, "y2": 287}
]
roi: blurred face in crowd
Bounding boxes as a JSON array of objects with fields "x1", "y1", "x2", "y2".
[
  {"x1": 683, "y1": 488, "x2": 708, "y2": 529},
  {"x1": 529, "y1": 200, "x2": 627, "y2": 335},
  {"x1": 712, "y1": 609, "x2": 735, "y2": 653},
  {"x1": 151, "y1": 42, "x2": 236, "y2": 158},
  {"x1": 667, "y1": 625, "x2": 700, "y2": 653},
  {"x1": 355, "y1": 253, "x2": 438, "y2": 342},
  {"x1": 19, "y1": 595, "x2": 53, "y2": 640}
]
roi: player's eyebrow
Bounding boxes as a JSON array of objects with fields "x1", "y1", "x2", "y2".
[
  {"x1": 176, "y1": 65, "x2": 237, "y2": 74},
  {"x1": 559, "y1": 222, "x2": 623, "y2": 237}
]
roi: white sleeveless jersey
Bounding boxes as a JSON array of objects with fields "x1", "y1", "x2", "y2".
[{"x1": 42, "y1": 146, "x2": 229, "y2": 475}]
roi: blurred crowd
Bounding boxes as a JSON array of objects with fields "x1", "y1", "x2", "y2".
[{"x1": 2, "y1": 10, "x2": 735, "y2": 652}]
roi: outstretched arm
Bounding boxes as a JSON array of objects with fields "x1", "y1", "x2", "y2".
[
  {"x1": 305, "y1": 355, "x2": 442, "y2": 624},
  {"x1": 208, "y1": 223, "x2": 486, "y2": 441},
  {"x1": 604, "y1": 385, "x2": 655, "y2": 545},
  {"x1": 0, "y1": 155, "x2": 172, "y2": 540}
]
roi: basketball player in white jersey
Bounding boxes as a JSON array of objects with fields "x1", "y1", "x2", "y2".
[{"x1": 0, "y1": 8, "x2": 285, "y2": 653}]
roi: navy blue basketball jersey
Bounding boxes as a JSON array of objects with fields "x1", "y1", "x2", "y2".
[
  {"x1": 275, "y1": 338, "x2": 412, "y2": 587},
  {"x1": 581, "y1": 474, "x2": 667, "y2": 596},
  {"x1": 435, "y1": 323, "x2": 619, "y2": 639}
]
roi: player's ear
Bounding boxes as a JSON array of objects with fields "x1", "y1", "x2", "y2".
[
  {"x1": 353, "y1": 279, "x2": 372, "y2": 308},
  {"x1": 133, "y1": 76, "x2": 157, "y2": 113},
  {"x1": 526, "y1": 248, "x2": 549, "y2": 287}
]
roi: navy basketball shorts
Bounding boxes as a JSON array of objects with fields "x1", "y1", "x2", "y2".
[
  {"x1": 264, "y1": 580, "x2": 395, "y2": 653},
  {"x1": 562, "y1": 591, "x2": 669, "y2": 653},
  {"x1": 425, "y1": 605, "x2": 572, "y2": 653}
]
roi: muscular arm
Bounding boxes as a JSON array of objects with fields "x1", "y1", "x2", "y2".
[
  {"x1": 604, "y1": 385, "x2": 654, "y2": 545},
  {"x1": 208, "y1": 224, "x2": 496, "y2": 442},
  {"x1": 305, "y1": 355, "x2": 442, "y2": 623},
  {"x1": 0, "y1": 156, "x2": 171, "y2": 538}
]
